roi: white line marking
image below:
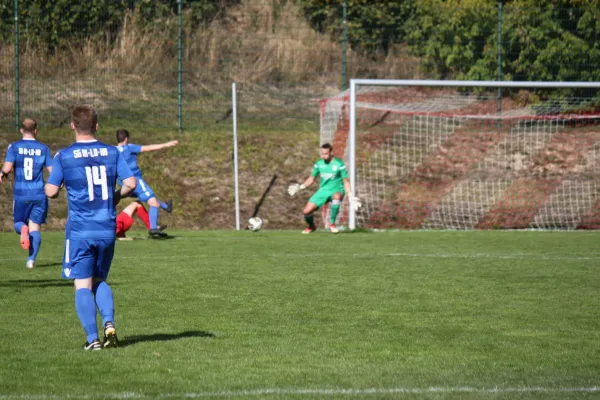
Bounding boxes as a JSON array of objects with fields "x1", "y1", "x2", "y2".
[
  {"x1": 2, "y1": 252, "x2": 600, "y2": 263},
  {"x1": 0, "y1": 387, "x2": 599, "y2": 399},
  {"x1": 386, "y1": 252, "x2": 600, "y2": 260}
]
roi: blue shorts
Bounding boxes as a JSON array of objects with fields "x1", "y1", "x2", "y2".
[
  {"x1": 132, "y1": 178, "x2": 156, "y2": 202},
  {"x1": 13, "y1": 198, "x2": 48, "y2": 225},
  {"x1": 62, "y1": 239, "x2": 115, "y2": 280}
]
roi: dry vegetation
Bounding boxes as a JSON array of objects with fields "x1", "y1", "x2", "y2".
[
  {"x1": 0, "y1": 0, "x2": 419, "y2": 86},
  {"x1": 0, "y1": 0, "x2": 423, "y2": 231}
]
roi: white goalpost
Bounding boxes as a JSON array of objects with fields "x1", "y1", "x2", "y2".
[{"x1": 319, "y1": 79, "x2": 600, "y2": 230}]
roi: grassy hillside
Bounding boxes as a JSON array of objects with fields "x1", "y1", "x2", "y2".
[{"x1": 0, "y1": 85, "x2": 326, "y2": 232}]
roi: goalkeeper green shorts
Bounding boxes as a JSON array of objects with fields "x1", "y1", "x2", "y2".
[{"x1": 308, "y1": 188, "x2": 345, "y2": 209}]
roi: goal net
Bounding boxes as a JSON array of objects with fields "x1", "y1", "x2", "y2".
[{"x1": 319, "y1": 80, "x2": 600, "y2": 230}]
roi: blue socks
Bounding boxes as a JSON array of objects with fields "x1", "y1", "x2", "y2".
[
  {"x1": 149, "y1": 206, "x2": 159, "y2": 229},
  {"x1": 93, "y1": 281, "x2": 115, "y2": 327},
  {"x1": 159, "y1": 201, "x2": 168, "y2": 210},
  {"x1": 14, "y1": 222, "x2": 25, "y2": 234},
  {"x1": 74, "y1": 282, "x2": 116, "y2": 343},
  {"x1": 28, "y1": 231, "x2": 41, "y2": 262},
  {"x1": 75, "y1": 288, "x2": 98, "y2": 343}
]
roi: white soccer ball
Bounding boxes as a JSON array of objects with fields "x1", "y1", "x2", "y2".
[{"x1": 248, "y1": 217, "x2": 263, "y2": 231}]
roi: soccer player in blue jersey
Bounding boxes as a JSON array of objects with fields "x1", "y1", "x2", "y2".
[
  {"x1": 116, "y1": 129, "x2": 177, "y2": 238},
  {"x1": 45, "y1": 105, "x2": 136, "y2": 351},
  {"x1": 0, "y1": 118, "x2": 52, "y2": 269}
]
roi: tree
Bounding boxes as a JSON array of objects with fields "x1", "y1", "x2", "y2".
[{"x1": 297, "y1": 0, "x2": 415, "y2": 54}]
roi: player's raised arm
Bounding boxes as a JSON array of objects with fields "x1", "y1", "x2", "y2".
[{"x1": 140, "y1": 140, "x2": 178, "y2": 153}]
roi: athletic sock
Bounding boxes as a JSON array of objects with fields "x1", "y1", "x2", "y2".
[
  {"x1": 330, "y1": 200, "x2": 341, "y2": 225},
  {"x1": 304, "y1": 214, "x2": 315, "y2": 228},
  {"x1": 158, "y1": 201, "x2": 168, "y2": 210},
  {"x1": 136, "y1": 205, "x2": 151, "y2": 229},
  {"x1": 75, "y1": 288, "x2": 98, "y2": 343},
  {"x1": 92, "y1": 281, "x2": 115, "y2": 327},
  {"x1": 28, "y1": 231, "x2": 41, "y2": 261},
  {"x1": 149, "y1": 206, "x2": 159, "y2": 229}
]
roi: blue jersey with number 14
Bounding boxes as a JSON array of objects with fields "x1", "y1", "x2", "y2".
[
  {"x1": 47, "y1": 140, "x2": 134, "y2": 240},
  {"x1": 4, "y1": 138, "x2": 52, "y2": 200}
]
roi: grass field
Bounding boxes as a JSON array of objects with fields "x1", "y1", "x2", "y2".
[{"x1": 1, "y1": 230, "x2": 599, "y2": 399}]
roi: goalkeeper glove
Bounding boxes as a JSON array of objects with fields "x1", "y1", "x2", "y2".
[
  {"x1": 288, "y1": 183, "x2": 305, "y2": 196},
  {"x1": 349, "y1": 195, "x2": 362, "y2": 211}
]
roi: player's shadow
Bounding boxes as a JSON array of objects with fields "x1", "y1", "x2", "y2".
[
  {"x1": 149, "y1": 235, "x2": 177, "y2": 240},
  {"x1": 35, "y1": 262, "x2": 63, "y2": 268},
  {"x1": 0, "y1": 279, "x2": 73, "y2": 288},
  {"x1": 120, "y1": 330, "x2": 215, "y2": 347}
]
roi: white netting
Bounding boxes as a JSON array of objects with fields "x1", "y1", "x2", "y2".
[{"x1": 319, "y1": 84, "x2": 600, "y2": 230}]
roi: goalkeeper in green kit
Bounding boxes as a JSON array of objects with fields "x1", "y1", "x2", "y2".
[{"x1": 288, "y1": 143, "x2": 361, "y2": 234}]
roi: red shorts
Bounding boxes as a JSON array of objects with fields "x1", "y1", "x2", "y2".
[{"x1": 116, "y1": 212, "x2": 134, "y2": 237}]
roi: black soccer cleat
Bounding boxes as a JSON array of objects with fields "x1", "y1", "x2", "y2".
[
  {"x1": 157, "y1": 224, "x2": 168, "y2": 231},
  {"x1": 102, "y1": 321, "x2": 118, "y2": 349},
  {"x1": 83, "y1": 339, "x2": 102, "y2": 351},
  {"x1": 165, "y1": 199, "x2": 173, "y2": 213},
  {"x1": 149, "y1": 229, "x2": 168, "y2": 238}
]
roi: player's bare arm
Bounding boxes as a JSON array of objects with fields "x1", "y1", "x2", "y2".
[
  {"x1": 288, "y1": 175, "x2": 315, "y2": 196},
  {"x1": 114, "y1": 176, "x2": 137, "y2": 205},
  {"x1": 140, "y1": 140, "x2": 178, "y2": 153},
  {"x1": 45, "y1": 183, "x2": 61, "y2": 198},
  {"x1": 0, "y1": 162, "x2": 13, "y2": 183}
]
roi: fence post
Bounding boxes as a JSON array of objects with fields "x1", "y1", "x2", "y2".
[
  {"x1": 232, "y1": 83, "x2": 240, "y2": 231},
  {"x1": 14, "y1": 0, "x2": 19, "y2": 131},
  {"x1": 496, "y1": 0, "x2": 503, "y2": 115},
  {"x1": 177, "y1": 0, "x2": 183, "y2": 134},
  {"x1": 341, "y1": 2, "x2": 348, "y2": 91}
]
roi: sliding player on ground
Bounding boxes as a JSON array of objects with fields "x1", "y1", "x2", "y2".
[
  {"x1": 116, "y1": 200, "x2": 165, "y2": 239},
  {"x1": 288, "y1": 143, "x2": 361, "y2": 234}
]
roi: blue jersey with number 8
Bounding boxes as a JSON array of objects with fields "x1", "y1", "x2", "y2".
[
  {"x1": 48, "y1": 140, "x2": 133, "y2": 240},
  {"x1": 4, "y1": 138, "x2": 52, "y2": 201}
]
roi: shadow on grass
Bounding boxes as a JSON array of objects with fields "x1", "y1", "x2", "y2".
[
  {"x1": 36, "y1": 262, "x2": 63, "y2": 268},
  {"x1": 149, "y1": 235, "x2": 177, "y2": 240},
  {"x1": 0, "y1": 279, "x2": 73, "y2": 288},
  {"x1": 120, "y1": 330, "x2": 216, "y2": 347}
]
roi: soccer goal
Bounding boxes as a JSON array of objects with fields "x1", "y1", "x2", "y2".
[{"x1": 319, "y1": 79, "x2": 600, "y2": 230}]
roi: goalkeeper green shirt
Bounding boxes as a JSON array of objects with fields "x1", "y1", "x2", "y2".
[{"x1": 311, "y1": 157, "x2": 347, "y2": 191}]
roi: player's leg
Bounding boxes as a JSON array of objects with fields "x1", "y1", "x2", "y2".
[
  {"x1": 133, "y1": 201, "x2": 165, "y2": 231},
  {"x1": 147, "y1": 197, "x2": 169, "y2": 237},
  {"x1": 302, "y1": 202, "x2": 319, "y2": 234},
  {"x1": 134, "y1": 202, "x2": 151, "y2": 229},
  {"x1": 65, "y1": 239, "x2": 101, "y2": 350},
  {"x1": 93, "y1": 240, "x2": 118, "y2": 348},
  {"x1": 26, "y1": 198, "x2": 48, "y2": 268},
  {"x1": 329, "y1": 191, "x2": 344, "y2": 234},
  {"x1": 116, "y1": 211, "x2": 134, "y2": 239},
  {"x1": 303, "y1": 190, "x2": 331, "y2": 233},
  {"x1": 13, "y1": 199, "x2": 32, "y2": 250},
  {"x1": 133, "y1": 180, "x2": 167, "y2": 237}
]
